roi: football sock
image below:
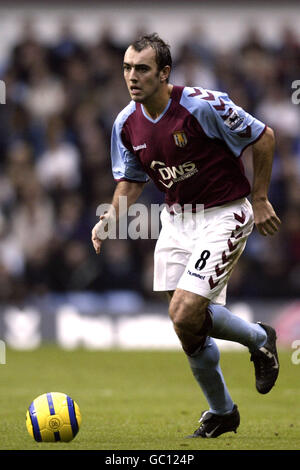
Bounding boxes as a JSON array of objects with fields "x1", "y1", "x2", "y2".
[
  {"x1": 187, "y1": 337, "x2": 234, "y2": 415},
  {"x1": 208, "y1": 304, "x2": 267, "y2": 352}
]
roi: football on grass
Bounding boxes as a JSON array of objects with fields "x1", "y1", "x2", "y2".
[{"x1": 26, "y1": 392, "x2": 81, "y2": 442}]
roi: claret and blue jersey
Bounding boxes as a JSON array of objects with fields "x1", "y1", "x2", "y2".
[{"x1": 111, "y1": 85, "x2": 266, "y2": 209}]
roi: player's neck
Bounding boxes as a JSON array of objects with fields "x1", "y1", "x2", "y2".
[{"x1": 142, "y1": 84, "x2": 173, "y2": 120}]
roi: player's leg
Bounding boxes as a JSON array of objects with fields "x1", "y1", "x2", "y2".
[
  {"x1": 167, "y1": 289, "x2": 276, "y2": 393},
  {"x1": 167, "y1": 288, "x2": 276, "y2": 437},
  {"x1": 209, "y1": 303, "x2": 267, "y2": 352},
  {"x1": 168, "y1": 289, "x2": 235, "y2": 417},
  {"x1": 208, "y1": 304, "x2": 279, "y2": 394},
  {"x1": 172, "y1": 280, "x2": 279, "y2": 397},
  {"x1": 168, "y1": 288, "x2": 211, "y2": 355},
  {"x1": 168, "y1": 290, "x2": 267, "y2": 354}
]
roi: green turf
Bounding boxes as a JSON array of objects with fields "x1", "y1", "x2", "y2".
[{"x1": 0, "y1": 346, "x2": 299, "y2": 450}]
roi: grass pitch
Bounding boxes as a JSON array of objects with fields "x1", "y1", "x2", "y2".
[{"x1": 0, "y1": 346, "x2": 299, "y2": 450}]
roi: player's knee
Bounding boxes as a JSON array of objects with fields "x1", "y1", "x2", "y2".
[
  {"x1": 171, "y1": 310, "x2": 191, "y2": 334},
  {"x1": 168, "y1": 293, "x2": 188, "y2": 328},
  {"x1": 169, "y1": 293, "x2": 207, "y2": 334}
]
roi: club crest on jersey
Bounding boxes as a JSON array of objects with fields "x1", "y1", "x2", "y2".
[{"x1": 173, "y1": 131, "x2": 188, "y2": 148}]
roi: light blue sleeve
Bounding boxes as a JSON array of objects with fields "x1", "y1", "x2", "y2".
[
  {"x1": 111, "y1": 103, "x2": 149, "y2": 183},
  {"x1": 180, "y1": 87, "x2": 266, "y2": 157}
]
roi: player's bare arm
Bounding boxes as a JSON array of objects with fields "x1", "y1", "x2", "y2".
[
  {"x1": 91, "y1": 180, "x2": 145, "y2": 254},
  {"x1": 251, "y1": 126, "x2": 281, "y2": 237}
]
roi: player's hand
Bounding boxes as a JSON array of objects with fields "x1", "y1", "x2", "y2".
[
  {"x1": 91, "y1": 213, "x2": 114, "y2": 255},
  {"x1": 252, "y1": 198, "x2": 281, "y2": 236}
]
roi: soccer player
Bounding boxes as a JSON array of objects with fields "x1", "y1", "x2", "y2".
[{"x1": 91, "y1": 34, "x2": 281, "y2": 438}]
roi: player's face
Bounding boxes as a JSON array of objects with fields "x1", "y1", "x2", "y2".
[{"x1": 123, "y1": 46, "x2": 167, "y2": 103}]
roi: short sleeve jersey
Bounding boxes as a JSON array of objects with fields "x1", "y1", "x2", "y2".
[{"x1": 111, "y1": 86, "x2": 266, "y2": 209}]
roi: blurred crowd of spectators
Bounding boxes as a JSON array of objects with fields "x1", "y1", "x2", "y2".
[{"x1": 0, "y1": 18, "x2": 299, "y2": 308}]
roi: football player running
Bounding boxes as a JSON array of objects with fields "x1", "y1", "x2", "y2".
[{"x1": 91, "y1": 34, "x2": 281, "y2": 438}]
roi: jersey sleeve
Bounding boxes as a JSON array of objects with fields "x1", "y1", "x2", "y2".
[
  {"x1": 182, "y1": 87, "x2": 266, "y2": 157},
  {"x1": 111, "y1": 108, "x2": 149, "y2": 183}
]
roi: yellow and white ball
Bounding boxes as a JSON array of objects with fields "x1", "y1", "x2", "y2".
[{"x1": 26, "y1": 392, "x2": 81, "y2": 442}]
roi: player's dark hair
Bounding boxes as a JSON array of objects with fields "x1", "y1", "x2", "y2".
[{"x1": 130, "y1": 33, "x2": 172, "y2": 81}]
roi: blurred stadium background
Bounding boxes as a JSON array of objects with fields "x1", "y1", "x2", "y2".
[{"x1": 0, "y1": 0, "x2": 299, "y2": 352}]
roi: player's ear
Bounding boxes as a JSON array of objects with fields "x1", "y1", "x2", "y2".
[{"x1": 160, "y1": 65, "x2": 171, "y2": 83}]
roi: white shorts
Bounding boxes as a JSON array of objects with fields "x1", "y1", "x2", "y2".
[{"x1": 153, "y1": 198, "x2": 254, "y2": 305}]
